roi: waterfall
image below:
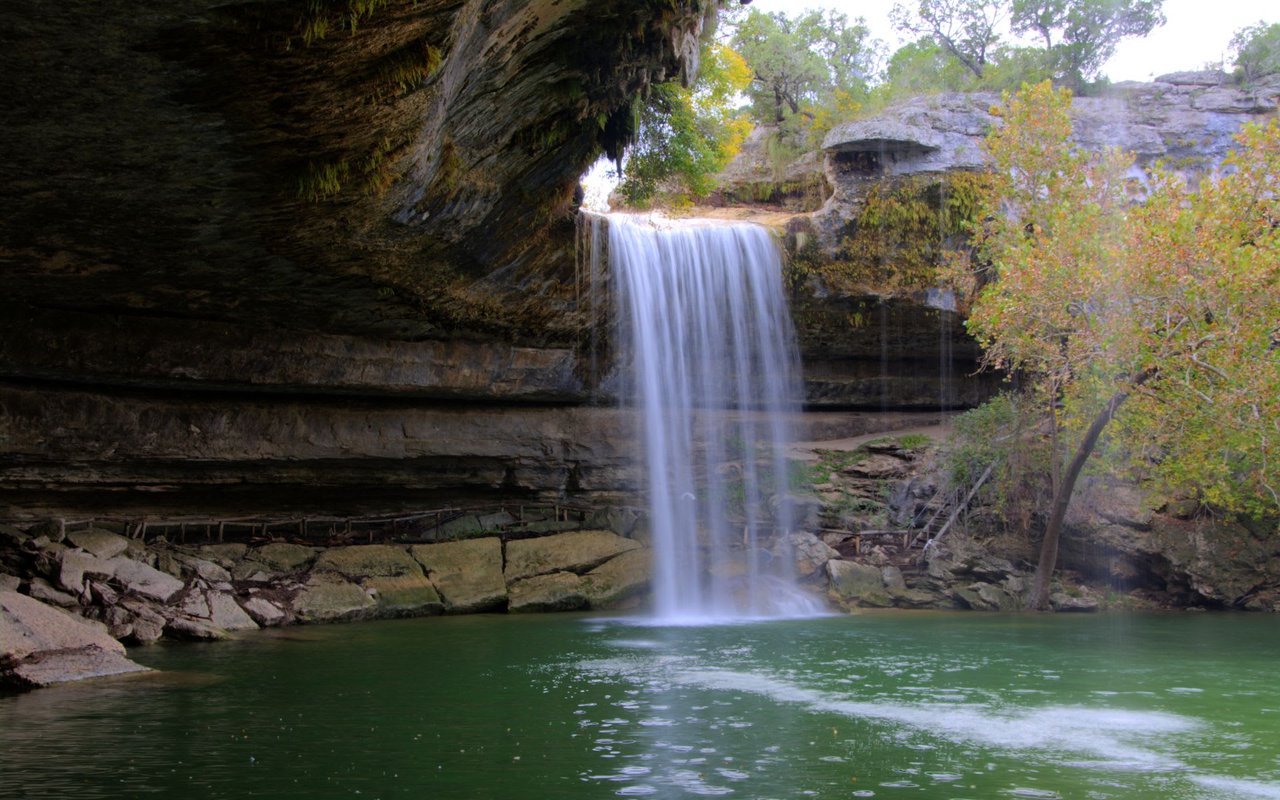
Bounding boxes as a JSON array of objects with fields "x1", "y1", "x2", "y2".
[{"x1": 591, "y1": 212, "x2": 824, "y2": 623}]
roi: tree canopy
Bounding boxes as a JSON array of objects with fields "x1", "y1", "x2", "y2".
[
  {"x1": 1231, "y1": 21, "x2": 1280, "y2": 83},
  {"x1": 952, "y1": 81, "x2": 1280, "y2": 608},
  {"x1": 731, "y1": 8, "x2": 880, "y2": 125}
]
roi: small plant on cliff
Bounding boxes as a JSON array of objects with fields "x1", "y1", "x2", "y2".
[{"x1": 950, "y1": 81, "x2": 1280, "y2": 609}]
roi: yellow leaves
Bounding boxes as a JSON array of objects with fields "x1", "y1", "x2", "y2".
[{"x1": 958, "y1": 82, "x2": 1280, "y2": 517}]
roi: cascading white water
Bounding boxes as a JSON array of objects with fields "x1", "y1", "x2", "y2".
[{"x1": 594, "y1": 212, "x2": 825, "y2": 623}]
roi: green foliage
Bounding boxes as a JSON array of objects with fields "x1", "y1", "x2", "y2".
[
  {"x1": 1010, "y1": 0, "x2": 1166, "y2": 89},
  {"x1": 887, "y1": 0, "x2": 1164, "y2": 92},
  {"x1": 946, "y1": 393, "x2": 1054, "y2": 532},
  {"x1": 821, "y1": 172, "x2": 984, "y2": 296},
  {"x1": 1230, "y1": 21, "x2": 1280, "y2": 83},
  {"x1": 296, "y1": 159, "x2": 350, "y2": 201},
  {"x1": 953, "y1": 81, "x2": 1280, "y2": 523},
  {"x1": 373, "y1": 40, "x2": 442, "y2": 97},
  {"x1": 732, "y1": 8, "x2": 879, "y2": 126},
  {"x1": 297, "y1": 0, "x2": 398, "y2": 46},
  {"x1": 890, "y1": 0, "x2": 1006, "y2": 80},
  {"x1": 617, "y1": 42, "x2": 752, "y2": 205}
]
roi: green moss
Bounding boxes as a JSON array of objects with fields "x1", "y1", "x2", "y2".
[
  {"x1": 296, "y1": 159, "x2": 351, "y2": 201},
  {"x1": 373, "y1": 40, "x2": 442, "y2": 97}
]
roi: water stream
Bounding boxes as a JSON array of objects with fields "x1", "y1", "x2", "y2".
[{"x1": 597, "y1": 213, "x2": 822, "y2": 622}]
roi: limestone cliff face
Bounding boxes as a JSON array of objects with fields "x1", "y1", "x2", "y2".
[
  {"x1": 0, "y1": 1, "x2": 720, "y2": 516},
  {"x1": 814, "y1": 71, "x2": 1280, "y2": 249},
  {"x1": 1, "y1": 0, "x2": 713, "y2": 341}
]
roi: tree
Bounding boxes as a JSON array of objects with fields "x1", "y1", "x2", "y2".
[
  {"x1": 732, "y1": 9, "x2": 878, "y2": 125},
  {"x1": 1230, "y1": 21, "x2": 1280, "y2": 84},
  {"x1": 890, "y1": 0, "x2": 1006, "y2": 80},
  {"x1": 616, "y1": 42, "x2": 753, "y2": 205},
  {"x1": 952, "y1": 82, "x2": 1280, "y2": 609},
  {"x1": 1010, "y1": 0, "x2": 1166, "y2": 89}
]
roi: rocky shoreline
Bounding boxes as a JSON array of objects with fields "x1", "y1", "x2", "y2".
[{"x1": 6, "y1": 431, "x2": 1278, "y2": 693}]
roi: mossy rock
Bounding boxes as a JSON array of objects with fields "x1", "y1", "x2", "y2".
[
  {"x1": 507, "y1": 572, "x2": 587, "y2": 613},
  {"x1": 826, "y1": 559, "x2": 893, "y2": 608},
  {"x1": 313, "y1": 544, "x2": 422, "y2": 579},
  {"x1": 249, "y1": 543, "x2": 319, "y2": 572},
  {"x1": 292, "y1": 575, "x2": 375, "y2": 623},
  {"x1": 504, "y1": 530, "x2": 640, "y2": 583},
  {"x1": 363, "y1": 575, "x2": 444, "y2": 616},
  {"x1": 411, "y1": 538, "x2": 506, "y2": 613},
  {"x1": 581, "y1": 549, "x2": 651, "y2": 609}
]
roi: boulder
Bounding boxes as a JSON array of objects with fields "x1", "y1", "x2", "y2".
[
  {"x1": 504, "y1": 530, "x2": 641, "y2": 582},
  {"x1": 292, "y1": 574, "x2": 375, "y2": 623},
  {"x1": 507, "y1": 572, "x2": 587, "y2": 613},
  {"x1": 0, "y1": 574, "x2": 19, "y2": 592},
  {"x1": 107, "y1": 557, "x2": 186, "y2": 603},
  {"x1": 411, "y1": 538, "x2": 507, "y2": 613},
  {"x1": 165, "y1": 617, "x2": 230, "y2": 640},
  {"x1": 240, "y1": 596, "x2": 287, "y2": 627},
  {"x1": 780, "y1": 532, "x2": 840, "y2": 578},
  {"x1": 28, "y1": 577, "x2": 79, "y2": 608},
  {"x1": 363, "y1": 574, "x2": 444, "y2": 616},
  {"x1": 953, "y1": 581, "x2": 1017, "y2": 612},
  {"x1": 176, "y1": 555, "x2": 232, "y2": 583},
  {"x1": 66, "y1": 529, "x2": 131, "y2": 560},
  {"x1": 1050, "y1": 590, "x2": 1100, "y2": 613},
  {"x1": 199, "y1": 543, "x2": 248, "y2": 565},
  {"x1": 59, "y1": 550, "x2": 113, "y2": 595},
  {"x1": 207, "y1": 592, "x2": 259, "y2": 630},
  {"x1": 313, "y1": 545, "x2": 423, "y2": 579},
  {"x1": 580, "y1": 549, "x2": 652, "y2": 608},
  {"x1": 826, "y1": 560, "x2": 893, "y2": 608},
  {"x1": 1, "y1": 590, "x2": 149, "y2": 689}
]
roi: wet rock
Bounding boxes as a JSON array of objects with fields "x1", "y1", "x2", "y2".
[
  {"x1": 1, "y1": 589, "x2": 149, "y2": 689},
  {"x1": 411, "y1": 538, "x2": 506, "y2": 613},
  {"x1": 66, "y1": 529, "x2": 130, "y2": 560},
  {"x1": 130, "y1": 616, "x2": 165, "y2": 644},
  {"x1": 107, "y1": 557, "x2": 185, "y2": 603},
  {"x1": 504, "y1": 530, "x2": 641, "y2": 582},
  {"x1": 507, "y1": 572, "x2": 587, "y2": 613},
  {"x1": 363, "y1": 575, "x2": 444, "y2": 616},
  {"x1": 292, "y1": 575, "x2": 375, "y2": 623},
  {"x1": 827, "y1": 560, "x2": 893, "y2": 608},
  {"x1": 313, "y1": 545, "x2": 422, "y2": 579},
  {"x1": 580, "y1": 549, "x2": 652, "y2": 609}
]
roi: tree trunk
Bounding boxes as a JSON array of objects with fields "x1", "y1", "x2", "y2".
[{"x1": 1028, "y1": 371, "x2": 1154, "y2": 610}]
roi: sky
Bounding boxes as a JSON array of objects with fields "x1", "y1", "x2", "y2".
[{"x1": 744, "y1": 0, "x2": 1277, "y2": 82}]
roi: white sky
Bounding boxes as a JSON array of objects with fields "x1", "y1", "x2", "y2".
[{"x1": 744, "y1": 0, "x2": 1277, "y2": 82}]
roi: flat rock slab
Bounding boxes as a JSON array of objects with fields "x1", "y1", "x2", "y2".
[
  {"x1": 507, "y1": 572, "x2": 587, "y2": 613},
  {"x1": 66, "y1": 529, "x2": 131, "y2": 560},
  {"x1": 59, "y1": 550, "x2": 114, "y2": 595},
  {"x1": 3, "y1": 645, "x2": 150, "y2": 690},
  {"x1": 107, "y1": 557, "x2": 185, "y2": 603},
  {"x1": 504, "y1": 530, "x2": 641, "y2": 583},
  {"x1": 412, "y1": 538, "x2": 506, "y2": 613},
  {"x1": 314, "y1": 545, "x2": 423, "y2": 579},
  {"x1": 1, "y1": 590, "x2": 149, "y2": 689}
]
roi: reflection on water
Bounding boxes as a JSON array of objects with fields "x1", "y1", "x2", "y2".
[{"x1": 2, "y1": 612, "x2": 1278, "y2": 799}]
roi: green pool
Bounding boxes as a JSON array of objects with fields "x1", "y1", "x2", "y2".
[{"x1": 2, "y1": 611, "x2": 1277, "y2": 799}]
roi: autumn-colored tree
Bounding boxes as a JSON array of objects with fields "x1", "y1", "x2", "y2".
[{"x1": 953, "y1": 82, "x2": 1280, "y2": 609}]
